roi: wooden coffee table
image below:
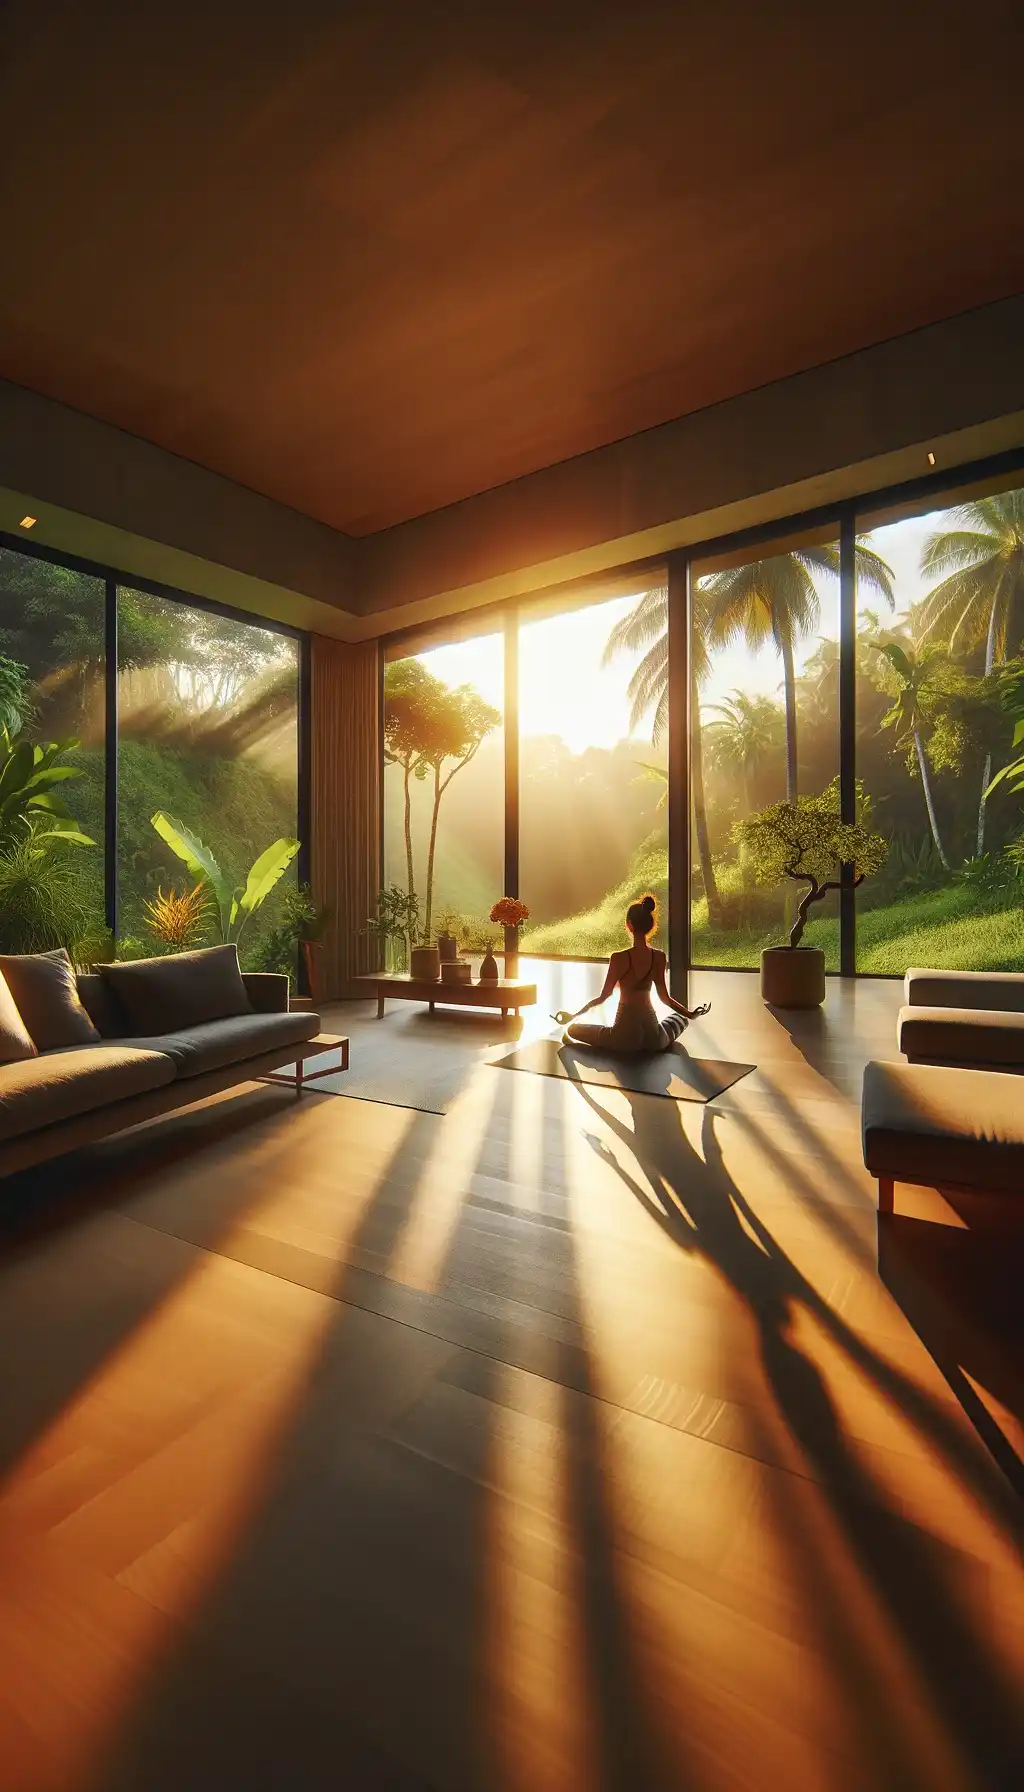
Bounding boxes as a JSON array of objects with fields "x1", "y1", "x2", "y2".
[{"x1": 353, "y1": 973, "x2": 537, "y2": 1019}]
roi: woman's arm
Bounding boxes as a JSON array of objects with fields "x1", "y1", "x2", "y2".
[{"x1": 654, "y1": 956, "x2": 710, "y2": 1019}]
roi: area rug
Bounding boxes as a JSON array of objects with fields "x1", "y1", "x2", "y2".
[{"x1": 490, "y1": 1036, "x2": 754, "y2": 1103}]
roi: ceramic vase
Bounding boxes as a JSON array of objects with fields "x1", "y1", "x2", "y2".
[{"x1": 479, "y1": 946, "x2": 499, "y2": 982}]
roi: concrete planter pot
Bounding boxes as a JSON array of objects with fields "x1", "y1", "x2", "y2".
[
  {"x1": 409, "y1": 945, "x2": 441, "y2": 981},
  {"x1": 760, "y1": 945, "x2": 825, "y2": 1009}
]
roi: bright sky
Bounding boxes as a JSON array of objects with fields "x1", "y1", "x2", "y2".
[{"x1": 416, "y1": 509, "x2": 947, "y2": 755}]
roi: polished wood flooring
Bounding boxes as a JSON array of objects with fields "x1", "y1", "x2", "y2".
[{"x1": 0, "y1": 969, "x2": 1021, "y2": 1792}]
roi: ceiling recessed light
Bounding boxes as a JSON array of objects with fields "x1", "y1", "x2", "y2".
[
  {"x1": 19, "y1": 515, "x2": 37, "y2": 529},
  {"x1": 927, "y1": 452, "x2": 935, "y2": 466}
]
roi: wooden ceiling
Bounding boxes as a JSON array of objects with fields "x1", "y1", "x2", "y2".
[{"x1": 2, "y1": 1, "x2": 1021, "y2": 536}]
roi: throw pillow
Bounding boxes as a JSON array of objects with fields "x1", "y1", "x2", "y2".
[
  {"x1": 0, "y1": 971, "x2": 37, "y2": 1063},
  {"x1": 0, "y1": 949, "x2": 100, "y2": 1051},
  {"x1": 98, "y1": 943, "x2": 253, "y2": 1034}
]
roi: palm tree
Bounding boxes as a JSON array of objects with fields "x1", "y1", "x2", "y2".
[
  {"x1": 703, "y1": 691, "x2": 785, "y2": 812},
  {"x1": 603, "y1": 583, "x2": 723, "y2": 923},
  {"x1": 703, "y1": 542, "x2": 894, "y2": 803},
  {"x1": 917, "y1": 488, "x2": 1024, "y2": 852},
  {"x1": 874, "y1": 641, "x2": 950, "y2": 869}
]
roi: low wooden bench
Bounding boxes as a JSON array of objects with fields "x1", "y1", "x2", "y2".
[
  {"x1": 262, "y1": 1032, "x2": 349, "y2": 1091},
  {"x1": 862, "y1": 1059, "x2": 1024, "y2": 1214},
  {"x1": 351, "y1": 973, "x2": 537, "y2": 1019}
]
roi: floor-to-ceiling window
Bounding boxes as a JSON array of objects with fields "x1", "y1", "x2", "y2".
[
  {"x1": 518, "y1": 587, "x2": 669, "y2": 958},
  {"x1": 0, "y1": 546, "x2": 106, "y2": 950},
  {"x1": 117, "y1": 588, "x2": 300, "y2": 962},
  {"x1": 383, "y1": 630, "x2": 504, "y2": 955},
  {"x1": 688, "y1": 526, "x2": 847, "y2": 969},
  {"x1": 854, "y1": 479, "x2": 1024, "y2": 972},
  {"x1": 0, "y1": 535, "x2": 304, "y2": 969}
]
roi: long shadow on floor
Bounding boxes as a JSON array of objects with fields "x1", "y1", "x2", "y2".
[
  {"x1": 569, "y1": 1075, "x2": 1023, "y2": 1789},
  {"x1": 878, "y1": 1214, "x2": 1024, "y2": 1498},
  {"x1": 85, "y1": 1069, "x2": 676, "y2": 1791},
  {"x1": 0, "y1": 1084, "x2": 304, "y2": 1479}
]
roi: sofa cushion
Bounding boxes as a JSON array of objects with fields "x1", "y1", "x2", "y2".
[
  {"x1": 76, "y1": 971, "x2": 130, "y2": 1039},
  {"x1": 0, "y1": 972, "x2": 37, "y2": 1064},
  {"x1": 0, "y1": 949, "x2": 100, "y2": 1050},
  {"x1": 118, "y1": 1009, "x2": 320, "y2": 1079},
  {"x1": 898, "y1": 1004, "x2": 1024, "y2": 1067},
  {"x1": 99, "y1": 944, "x2": 253, "y2": 1034},
  {"x1": 904, "y1": 967, "x2": 1024, "y2": 1013},
  {"x1": 0, "y1": 1045, "x2": 175, "y2": 1144},
  {"x1": 862, "y1": 1060, "x2": 1024, "y2": 1192}
]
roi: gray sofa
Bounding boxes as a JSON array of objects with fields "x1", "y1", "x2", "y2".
[
  {"x1": 897, "y1": 966, "x2": 1024, "y2": 1068},
  {"x1": 0, "y1": 952, "x2": 326, "y2": 1178}
]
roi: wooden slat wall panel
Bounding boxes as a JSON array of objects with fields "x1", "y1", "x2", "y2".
[{"x1": 311, "y1": 635, "x2": 381, "y2": 998}]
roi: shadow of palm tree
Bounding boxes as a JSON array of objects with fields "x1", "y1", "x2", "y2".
[{"x1": 567, "y1": 1075, "x2": 1023, "y2": 1787}]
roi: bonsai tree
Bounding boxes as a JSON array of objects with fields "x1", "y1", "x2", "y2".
[{"x1": 734, "y1": 780, "x2": 887, "y2": 948}]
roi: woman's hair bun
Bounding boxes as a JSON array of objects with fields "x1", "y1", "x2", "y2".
[{"x1": 641, "y1": 893, "x2": 656, "y2": 913}]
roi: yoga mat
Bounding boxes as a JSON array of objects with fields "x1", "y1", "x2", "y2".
[{"x1": 490, "y1": 1036, "x2": 754, "y2": 1103}]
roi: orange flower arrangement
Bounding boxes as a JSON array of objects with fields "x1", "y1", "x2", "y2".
[{"x1": 490, "y1": 896, "x2": 529, "y2": 928}]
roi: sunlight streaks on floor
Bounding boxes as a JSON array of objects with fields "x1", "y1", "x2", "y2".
[
  {"x1": 0, "y1": 1127, "x2": 413, "y2": 1792},
  {"x1": 481, "y1": 1365, "x2": 596, "y2": 1792}
]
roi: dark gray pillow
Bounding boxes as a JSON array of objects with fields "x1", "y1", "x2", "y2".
[
  {"x1": 0, "y1": 949, "x2": 100, "y2": 1051},
  {"x1": 0, "y1": 970, "x2": 37, "y2": 1062},
  {"x1": 98, "y1": 944, "x2": 253, "y2": 1034}
]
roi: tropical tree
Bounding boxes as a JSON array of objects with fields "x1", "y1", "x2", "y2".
[
  {"x1": 873, "y1": 642, "x2": 952, "y2": 869},
  {"x1": 917, "y1": 488, "x2": 1024, "y2": 851},
  {"x1": 383, "y1": 660, "x2": 500, "y2": 939},
  {"x1": 703, "y1": 542, "x2": 894, "y2": 804},
  {"x1": 602, "y1": 582, "x2": 724, "y2": 922},
  {"x1": 703, "y1": 691, "x2": 785, "y2": 813}
]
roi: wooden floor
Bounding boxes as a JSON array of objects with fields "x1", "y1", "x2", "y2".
[{"x1": 0, "y1": 968, "x2": 1021, "y2": 1792}]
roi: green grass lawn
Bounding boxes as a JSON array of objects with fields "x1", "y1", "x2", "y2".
[{"x1": 525, "y1": 846, "x2": 1024, "y2": 973}]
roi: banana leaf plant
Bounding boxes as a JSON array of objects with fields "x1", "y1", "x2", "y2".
[
  {"x1": 151, "y1": 812, "x2": 300, "y2": 946},
  {"x1": 0, "y1": 725, "x2": 95, "y2": 849}
]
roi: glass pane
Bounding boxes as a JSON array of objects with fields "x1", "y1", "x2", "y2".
[
  {"x1": 117, "y1": 589, "x2": 300, "y2": 965},
  {"x1": 518, "y1": 591, "x2": 668, "y2": 958},
  {"x1": 383, "y1": 634, "x2": 504, "y2": 957},
  {"x1": 856, "y1": 482, "x2": 1024, "y2": 972},
  {"x1": 690, "y1": 530, "x2": 843, "y2": 969},
  {"x1": 0, "y1": 546, "x2": 106, "y2": 950}
]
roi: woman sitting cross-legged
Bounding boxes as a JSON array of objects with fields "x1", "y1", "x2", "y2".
[{"x1": 555, "y1": 894, "x2": 709, "y2": 1053}]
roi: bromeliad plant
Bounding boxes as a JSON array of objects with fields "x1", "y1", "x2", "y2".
[
  {"x1": 150, "y1": 812, "x2": 299, "y2": 947},
  {"x1": 143, "y1": 882, "x2": 210, "y2": 951},
  {"x1": 734, "y1": 781, "x2": 888, "y2": 948}
]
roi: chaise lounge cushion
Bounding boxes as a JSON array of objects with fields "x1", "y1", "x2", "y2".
[
  {"x1": 0, "y1": 949, "x2": 100, "y2": 1050},
  {"x1": 0, "y1": 1045, "x2": 175, "y2": 1144},
  {"x1": 862, "y1": 1060, "x2": 1024, "y2": 1192},
  {"x1": 99, "y1": 944, "x2": 253, "y2": 1033},
  {"x1": 898, "y1": 1004, "x2": 1024, "y2": 1067},
  {"x1": 116, "y1": 1009, "x2": 321, "y2": 1079},
  {"x1": 904, "y1": 967, "x2": 1024, "y2": 1012}
]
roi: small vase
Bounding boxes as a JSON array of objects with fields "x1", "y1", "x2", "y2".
[
  {"x1": 503, "y1": 924, "x2": 520, "y2": 981},
  {"x1": 386, "y1": 934, "x2": 408, "y2": 976},
  {"x1": 437, "y1": 932, "x2": 458, "y2": 963},
  {"x1": 479, "y1": 946, "x2": 499, "y2": 983}
]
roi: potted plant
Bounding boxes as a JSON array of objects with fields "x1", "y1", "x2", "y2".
[
  {"x1": 489, "y1": 896, "x2": 530, "y2": 980},
  {"x1": 363, "y1": 885, "x2": 420, "y2": 975},
  {"x1": 434, "y1": 908, "x2": 461, "y2": 963},
  {"x1": 734, "y1": 782, "x2": 887, "y2": 1008}
]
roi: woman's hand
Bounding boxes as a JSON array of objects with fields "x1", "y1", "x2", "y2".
[{"x1": 552, "y1": 1010, "x2": 575, "y2": 1025}]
